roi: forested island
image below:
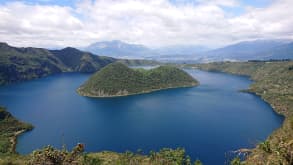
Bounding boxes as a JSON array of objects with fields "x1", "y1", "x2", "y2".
[{"x1": 77, "y1": 62, "x2": 198, "y2": 97}]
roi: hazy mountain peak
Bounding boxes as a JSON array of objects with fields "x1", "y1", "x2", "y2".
[
  {"x1": 199, "y1": 39, "x2": 293, "y2": 62},
  {"x1": 0, "y1": 42, "x2": 10, "y2": 48},
  {"x1": 84, "y1": 40, "x2": 151, "y2": 58},
  {"x1": 62, "y1": 47, "x2": 80, "y2": 51}
]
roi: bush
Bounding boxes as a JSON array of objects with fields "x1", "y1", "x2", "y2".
[{"x1": 29, "y1": 143, "x2": 84, "y2": 165}]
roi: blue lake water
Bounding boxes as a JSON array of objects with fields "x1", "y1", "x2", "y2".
[{"x1": 0, "y1": 70, "x2": 283, "y2": 164}]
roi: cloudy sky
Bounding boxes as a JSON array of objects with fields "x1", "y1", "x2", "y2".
[{"x1": 0, "y1": 0, "x2": 292, "y2": 48}]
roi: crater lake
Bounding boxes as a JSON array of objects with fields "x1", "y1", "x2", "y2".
[{"x1": 0, "y1": 69, "x2": 283, "y2": 165}]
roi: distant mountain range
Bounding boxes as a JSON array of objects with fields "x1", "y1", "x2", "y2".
[
  {"x1": 83, "y1": 39, "x2": 293, "y2": 62},
  {"x1": 82, "y1": 40, "x2": 153, "y2": 59},
  {"x1": 82, "y1": 40, "x2": 209, "y2": 59},
  {"x1": 199, "y1": 39, "x2": 293, "y2": 62}
]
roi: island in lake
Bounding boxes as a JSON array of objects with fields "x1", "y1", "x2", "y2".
[{"x1": 77, "y1": 62, "x2": 198, "y2": 97}]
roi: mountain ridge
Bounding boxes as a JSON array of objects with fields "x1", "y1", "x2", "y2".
[
  {"x1": 0, "y1": 42, "x2": 159, "y2": 85},
  {"x1": 0, "y1": 43, "x2": 115, "y2": 85},
  {"x1": 83, "y1": 39, "x2": 293, "y2": 62},
  {"x1": 198, "y1": 39, "x2": 293, "y2": 62}
]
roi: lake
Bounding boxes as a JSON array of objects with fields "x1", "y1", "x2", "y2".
[{"x1": 0, "y1": 70, "x2": 283, "y2": 164}]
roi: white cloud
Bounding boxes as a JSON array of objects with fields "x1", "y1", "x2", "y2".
[
  {"x1": 0, "y1": 2, "x2": 84, "y2": 47},
  {"x1": 0, "y1": 0, "x2": 292, "y2": 48},
  {"x1": 228, "y1": 0, "x2": 293, "y2": 40},
  {"x1": 195, "y1": 0, "x2": 239, "y2": 7}
]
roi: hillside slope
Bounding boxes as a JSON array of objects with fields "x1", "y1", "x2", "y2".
[
  {"x1": 0, "y1": 43, "x2": 116, "y2": 85},
  {"x1": 0, "y1": 43, "x2": 160, "y2": 85},
  {"x1": 77, "y1": 62, "x2": 198, "y2": 97},
  {"x1": 50, "y1": 47, "x2": 116, "y2": 72}
]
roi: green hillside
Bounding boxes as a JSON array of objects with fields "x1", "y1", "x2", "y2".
[
  {"x1": 78, "y1": 62, "x2": 198, "y2": 97},
  {"x1": 182, "y1": 61, "x2": 293, "y2": 165},
  {"x1": 0, "y1": 107, "x2": 33, "y2": 154},
  {"x1": 0, "y1": 43, "x2": 158, "y2": 85},
  {"x1": 0, "y1": 43, "x2": 65, "y2": 85},
  {"x1": 50, "y1": 47, "x2": 116, "y2": 72},
  {"x1": 0, "y1": 43, "x2": 116, "y2": 85}
]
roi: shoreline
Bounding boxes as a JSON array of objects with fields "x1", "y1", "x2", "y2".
[
  {"x1": 10, "y1": 129, "x2": 27, "y2": 153},
  {"x1": 77, "y1": 83, "x2": 198, "y2": 98}
]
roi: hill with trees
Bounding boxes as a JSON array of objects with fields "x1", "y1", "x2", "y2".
[{"x1": 78, "y1": 62, "x2": 198, "y2": 97}]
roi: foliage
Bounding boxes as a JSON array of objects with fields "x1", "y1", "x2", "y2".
[
  {"x1": 82, "y1": 154, "x2": 103, "y2": 165},
  {"x1": 258, "y1": 141, "x2": 272, "y2": 153},
  {"x1": 78, "y1": 62, "x2": 198, "y2": 97},
  {"x1": 230, "y1": 157, "x2": 241, "y2": 165},
  {"x1": 29, "y1": 144, "x2": 84, "y2": 165},
  {"x1": 86, "y1": 147, "x2": 201, "y2": 165},
  {"x1": 194, "y1": 159, "x2": 203, "y2": 165}
]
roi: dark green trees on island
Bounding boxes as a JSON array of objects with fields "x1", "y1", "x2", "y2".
[{"x1": 77, "y1": 62, "x2": 198, "y2": 97}]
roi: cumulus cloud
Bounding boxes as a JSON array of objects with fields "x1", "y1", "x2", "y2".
[{"x1": 0, "y1": 0, "x2": 292, "y2": 48}]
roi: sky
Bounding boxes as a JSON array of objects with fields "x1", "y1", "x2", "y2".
[{"x1": 0, "y1": 0, "x2": 292, "y2": 48}]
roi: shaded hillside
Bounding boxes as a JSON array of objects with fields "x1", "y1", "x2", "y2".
[
  {"x1": 0, "y1": 42, "x2": 67, "y2": 85},
  {"x1": 0, "y1": 43, "x2": 160, "y2": 85},
  {"x1": 78, "y1": 62, "x2": 198, "y2": 97},
  {"x1": 50, "y1": 47, "x2": 116, "y2": 72},
  {"x1": 0, "y1": 43, "x2": 116, "y2": 84}
]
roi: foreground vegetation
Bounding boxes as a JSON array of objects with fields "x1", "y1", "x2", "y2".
[
  {"x1": 78, "y1": 62, "x2": 198, "y2": 97},
  {"x1": 1, "y1": 143, "x2": 203, "y2": 165},
  {"x1": 182, "y1": 61, "x2": 293, "y2": 164}
]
